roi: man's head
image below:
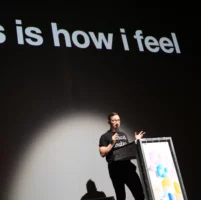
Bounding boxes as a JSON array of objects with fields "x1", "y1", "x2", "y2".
[
  {"x1": 86, "y1": 179, "x2": 97, "y2": 192},
  {"x1": 108, "y1": 112, "x2": 121, "y2": 130}
]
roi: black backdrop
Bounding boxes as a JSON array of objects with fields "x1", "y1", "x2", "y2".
[{"x1": 0, "y1": 4, "x2": 197, "y2": 200}]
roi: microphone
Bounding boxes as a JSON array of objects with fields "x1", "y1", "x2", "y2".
[{"x1": 115, "y1": 125, "x2": 119, "y2": 134}]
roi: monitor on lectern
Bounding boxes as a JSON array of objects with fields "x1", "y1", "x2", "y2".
[{"x1": 137, "y1": 137, "x2": 188, "y2": 200}]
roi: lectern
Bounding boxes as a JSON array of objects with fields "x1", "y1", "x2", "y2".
[{"x1": 112, "y1": 137, "x2": 188, "y2": 200}]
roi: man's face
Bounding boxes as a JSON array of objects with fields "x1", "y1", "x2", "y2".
[{"x1": 108, "y1": 114, "x2": 121, "y2": 129}]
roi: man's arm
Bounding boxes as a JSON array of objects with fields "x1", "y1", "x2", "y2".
[
  {"x1": 99, "y1": 133, "x2": 117, "y2": 157},
  {"x1": 99, "y1": 143, "x2": 114, "y2": 157}
]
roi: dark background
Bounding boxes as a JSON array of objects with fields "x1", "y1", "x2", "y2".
[{"x1": 0, "y1": 4, "x2": 197, "y2": 200}]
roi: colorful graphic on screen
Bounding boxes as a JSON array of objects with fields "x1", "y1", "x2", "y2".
[{"x1": 142, "y1": 142, "x2": 184, "y2": 200}]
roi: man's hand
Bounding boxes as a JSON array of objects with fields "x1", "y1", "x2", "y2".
[
  {"x1": 134, "y1": 131, "x2": 146, "y2": 140},
  {"x1": 112, "y1": 133, "x2": 118, "y2": 144}
]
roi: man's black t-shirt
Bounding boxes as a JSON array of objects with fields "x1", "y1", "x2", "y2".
[{"x1": 99, "y1": 129, "x2": 129, "y2": 163}]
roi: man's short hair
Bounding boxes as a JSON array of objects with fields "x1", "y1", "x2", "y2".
[{"x1": 108, "y1": 112, "x2": 119, "y2": 120}]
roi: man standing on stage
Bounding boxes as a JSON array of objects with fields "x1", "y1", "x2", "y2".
[{"x1": 99, "y1": 112, "x2": 145, "y2": 200}]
